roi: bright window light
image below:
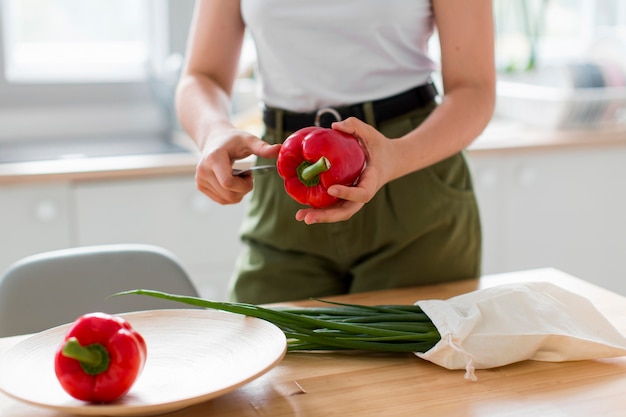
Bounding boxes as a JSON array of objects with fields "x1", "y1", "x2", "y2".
[{"x1": 1, "y1": 0, "x2": 151, "y2": 83}]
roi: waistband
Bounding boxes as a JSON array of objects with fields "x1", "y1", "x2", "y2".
[{"x1": 262, "y1": 82, "x2": 438, "y2": 132}]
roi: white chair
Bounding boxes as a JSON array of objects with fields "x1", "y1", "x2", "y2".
[{"x1": 0, "y1": 244, "x2": 200, "y2": 337}]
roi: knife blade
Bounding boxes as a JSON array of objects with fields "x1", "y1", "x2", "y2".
[{"x1": 232, "y1": 165, "x2": 276, "y2": 177}]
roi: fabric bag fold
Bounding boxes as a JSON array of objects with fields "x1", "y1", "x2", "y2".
[{"x1": 414, "y1": 282, "x2": 626, "y2": 380}]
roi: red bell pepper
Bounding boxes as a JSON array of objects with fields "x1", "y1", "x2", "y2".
[
  {"x1": 54, "y1": 312, "x2": 147, "y2": 403},
  {"x1": 277, "y1": 127, "x2": 366, "y2": 208}
]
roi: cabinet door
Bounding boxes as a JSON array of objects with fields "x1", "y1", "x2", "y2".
[
  {"x1": 0, "y1": 183, "x2": 72, "y2": 273},
  {"x1": 468, "y1": 144, "x2": 626, "y2": 296},
  {"x1": 73, "y1": 175, "x2": 247, "y2": 299},
  {"x1": 466, "y1": 153, "x2": 508, "y2": 275},
  {"x1": 500, "y1": 146, "x2": 626, "y2": 295}
]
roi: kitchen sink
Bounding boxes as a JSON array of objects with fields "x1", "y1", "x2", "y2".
[{"x1": 0, "y1": 134, "x2": 193, "y2": 164}]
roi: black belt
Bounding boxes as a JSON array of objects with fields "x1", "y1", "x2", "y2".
[{"x1": 263, "y1": 82, "x2": 438, "y2": 132}]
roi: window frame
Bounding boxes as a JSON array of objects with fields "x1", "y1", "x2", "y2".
[{"x1": 0, "y1": 0, "x2": 194, "y2": 142}]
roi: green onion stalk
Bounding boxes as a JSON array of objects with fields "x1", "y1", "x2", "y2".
[{"x1": 115, "y1": 290, "x2": 441, "y2": 353}]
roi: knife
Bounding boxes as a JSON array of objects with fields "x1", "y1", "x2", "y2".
[{"x1": 232, "y1": 165, "x2": 277, "y2": 177}]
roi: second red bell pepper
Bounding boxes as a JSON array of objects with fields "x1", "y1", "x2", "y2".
[
  {"x1": 277, "y1": 127, "x2": 366, "y2": 208},
  {"x1": 54, "y1": 312, "x2": 147, "y2": 403}
]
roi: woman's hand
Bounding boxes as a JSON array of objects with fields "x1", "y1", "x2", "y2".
[
  {"x1": 195, "y1": 126, "x2": 280, "y2": 205},
  {"x1": 175, "y1": 1, "x2": 283, "y2": 205},
  {"x1": 295, "y1": 117, "x2": 396, "y2": 224},
  {"x1": 294, "y1": 0, "x2": 496, "y2": 225}
]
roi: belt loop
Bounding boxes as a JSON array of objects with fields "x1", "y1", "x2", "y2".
[
  {"x1": 274, "y1": 109, "x2": 284, "y2": 142},
  {"x1": 362, "y1": 101, "x2": 377, "y2": 129}
]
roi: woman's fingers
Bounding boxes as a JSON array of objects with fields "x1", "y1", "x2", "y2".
[
  {"x1": 295, "y1": 199, "x2": 364, "y2": 224},
  {"x1": 194, "y1": 130, "x2": 279, "y2": 205}
]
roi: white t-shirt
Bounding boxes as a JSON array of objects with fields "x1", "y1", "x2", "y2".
[{"x1": 241, "y1": 0, "x2": 438, "y2": 112}]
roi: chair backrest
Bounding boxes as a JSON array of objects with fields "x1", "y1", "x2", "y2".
[{"x1": 0, "y1": 244, "x2": 200, "y2": 337}]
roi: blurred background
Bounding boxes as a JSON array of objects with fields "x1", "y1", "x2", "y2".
[{"x1": 0, "y1": 0, "x2": 625, "y2": 300}]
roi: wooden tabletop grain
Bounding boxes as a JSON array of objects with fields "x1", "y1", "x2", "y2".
[{"x1": 1, "y1": 268, "x2": 625, "y2": 417}]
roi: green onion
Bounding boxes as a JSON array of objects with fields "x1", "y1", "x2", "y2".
[{"x1": 115, "y1": 290, "x2": 440, "y2": 353}]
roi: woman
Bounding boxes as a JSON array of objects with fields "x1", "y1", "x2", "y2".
[{"x1": 176, "y1": 0, "x2": 496, "y2": 303}]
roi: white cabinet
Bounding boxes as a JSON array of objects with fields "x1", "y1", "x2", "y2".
[
  {"x1": 0, "y1": 174, "x2": 246, "y2": 300},
  {"x1": 3, "y1": 139, "x2": 624, "y2": 300},
  {"x1": 467, "y1": 143, "x2": 626, "y2": 295},
  {"x1": 0, "y1": 183, "x2": 72, "y2": 273},
  {"x1": 72, "y1": 175, "x2": 247, "y2": 300}
]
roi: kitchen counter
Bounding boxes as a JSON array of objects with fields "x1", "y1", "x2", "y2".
[
  {"x1": 1, "y1": 267, "x2": 626, "y2": 417},
  {"x1": 0, "y1": 132, "x2": 202, "y2": 185},
  {"x1": 0, "y1": 151, "x2": 201, "y2": 185},
  {"x1": 470, "y1": 119, "x2": 626, "y2": 153},
  {"x1": 1, "y1": 115, "x2": 625, "y2": 185}
]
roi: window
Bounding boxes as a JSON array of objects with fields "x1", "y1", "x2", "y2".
[
  {"x1": 2, "y1": 0, "x2": 154, "y2": 83},
  {"x1": 0, "y1": 0, "x2": 194, "y2": 142},
  {"x1": 494, "y1": 0, "x2": 626, "y2": 73}
]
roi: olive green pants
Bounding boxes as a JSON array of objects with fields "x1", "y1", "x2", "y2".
[{"x1": 229, "y1": 101, "x2": 482, "y2": 303}]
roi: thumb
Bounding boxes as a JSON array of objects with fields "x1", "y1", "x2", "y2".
[
  {"x1": 255, "y1": 142, "x2": 281, "y2": 159},
  {"x1": 243, "y1": 133, "x2": 281, "y2": 159},
  {"x1": 332, "y1": 117, "x2": 376, "y2": 141}
]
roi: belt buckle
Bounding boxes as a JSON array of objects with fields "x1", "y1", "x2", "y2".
[{"x1": 314, "y1": 107, "x2": 342, "y2": 128}]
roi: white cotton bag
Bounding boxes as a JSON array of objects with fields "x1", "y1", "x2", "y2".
[{"x1": 414, "y1": 282, "x2": 626, "y2": 380}]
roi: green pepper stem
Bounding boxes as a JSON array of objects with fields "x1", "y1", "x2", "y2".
[
  {"x1": 61, "y1": 337, "x2": 111, "y2": 375},
  {"x1": 301, "y1": 157, "x2": 330, "y2": 181}
]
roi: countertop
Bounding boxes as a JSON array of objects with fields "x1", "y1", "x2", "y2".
[
  {"x1": 0, "y1": 131, "x2": 202, "y2": 185},
  {"x1": 1, "y1": 267, "x2": 625, "y2": 416},
  {"x1": 1, "y1": 115, "x2": 625, "y2": 186}
]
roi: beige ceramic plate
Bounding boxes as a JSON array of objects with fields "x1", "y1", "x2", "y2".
[{"x1": 0, "y1": 309, "x2": 286, "y2": 416}]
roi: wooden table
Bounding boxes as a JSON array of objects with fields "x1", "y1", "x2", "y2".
[{"x1": 2, "y1": 268, "x2": 625, "y2": 416}]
